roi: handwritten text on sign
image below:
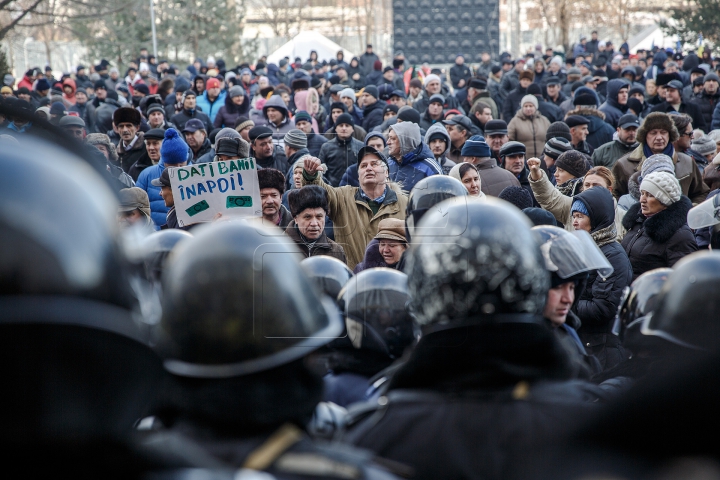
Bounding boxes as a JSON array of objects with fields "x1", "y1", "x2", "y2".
[{"x1": 169, "y1": 158, "x2": 261, "y2": 226}]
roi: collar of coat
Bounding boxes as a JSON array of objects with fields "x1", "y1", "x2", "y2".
[
  {"x1": 285, "y1": 221, "x2": 332, "y2": 250},
  {"x1": 354, "y1": 183, "x2": 400, "y2": 206},
  {"x1": 621, "y1": 196, "x2": 692, "y2": 243}
]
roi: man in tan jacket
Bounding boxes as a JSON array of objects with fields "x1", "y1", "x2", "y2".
[{"x1": 302, "y1": 146, "x2": 408, "y2": 269}]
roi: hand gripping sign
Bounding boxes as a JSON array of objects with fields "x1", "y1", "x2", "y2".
[{"x1": 169, "y1": 158, "x2": 261, "y2": 226}]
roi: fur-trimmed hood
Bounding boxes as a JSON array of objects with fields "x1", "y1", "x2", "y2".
[
  {"x1": 567, "y1": 106, "x2": 606, "y2": 121},
  {"x1": 622, "y1": 195, "x2": 692, "y2": 243}
]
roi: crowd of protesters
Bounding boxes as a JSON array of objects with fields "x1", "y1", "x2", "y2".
[{"x1": 2, "y1": 36, "x2": 720, "y2": 479}]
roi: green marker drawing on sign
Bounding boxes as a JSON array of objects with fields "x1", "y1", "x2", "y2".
[
  {"x1": 226, "y1": 196, "x2": 253, "y2": 208},
  {"x1": 186, "y1": 200, "x2": 210, "y2": 217}
]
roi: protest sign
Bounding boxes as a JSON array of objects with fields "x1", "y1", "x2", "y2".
[{"x1": 169, "y1": 158, "x2": 261, "y2": 226}]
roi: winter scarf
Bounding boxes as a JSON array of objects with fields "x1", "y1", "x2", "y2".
[
  {"x1": 556, "y1": 177, "x2": 583, "y2": 197},
  {"x1": 643, "y1": 142, "x2": 674, "y2": 161},
  {"x1": 591, "y1": 223, "x2": 618, "y2": 247}
]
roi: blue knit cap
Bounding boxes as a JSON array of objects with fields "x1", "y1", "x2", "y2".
[
  {"x1": 161, "y1": 128, "x2": 189, "y2": 165},
  {"x1": 571, "y1": 199, "x2": 589, "y2": 216},
  {"x1": 460, "y1": 135, "x2": 491, "y2": 158}
]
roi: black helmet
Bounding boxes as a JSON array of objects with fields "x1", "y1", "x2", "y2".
[
  {"x1": 338, "y1": 268, "x2": 415, "y2": 359},
  {"x1": 0, "y1": 136, "x2": 135, "y2": 309},
  {"x1": 300, "y1": 256, "x2": 353, "y2": 301},
  {"x1": 406, "y1": 198, "x2": 549, "y2": 332},
  {"x1": 160, "y1": 222, "x2": 343, "y2": 378},
  {"x1": 532, "y1": 226, "x2": 614, "y2": 287},
  {"x1": 405, "y1": 175, "x2": 468, "y2": 240},
  {"x1": 612, "y1": 268, "x2": 672, "y2": 342},
  {"x1": 642, "y1": 252, "x2": 720, "y2": 350},
  {"x1": 0, "y1": 138, "x2": 164, "y2": 443},
  {"x1": 141, "y1": 229, "x2": 193, "y2": 282}
]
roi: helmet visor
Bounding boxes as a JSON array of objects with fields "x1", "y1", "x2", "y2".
[
  {"x1": 687, "y1": 193, "x2": 720, "y2": 229},
  {"x1": 538, "y1": 229, "x2": 614, "y2": 280}
]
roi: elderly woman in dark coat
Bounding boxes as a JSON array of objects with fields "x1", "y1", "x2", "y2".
[
  {"x1": 570, "y1": 186, "x2": 633, "y2": 369},
  {"x1": 621, "y1": 171, "x2": 697, "y2": 280}
]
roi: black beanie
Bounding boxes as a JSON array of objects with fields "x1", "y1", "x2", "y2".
[
  {"x1": 555, "y1": 151, "x2": 591, "y2": 179},
  {"x1": 330, "y1": 101, "x2": 347, "y2": 113},
  {"x1": 364, "y1": 85, "x2": 379, "y2": 99},
  {"x1": 545, "y1": 121, "x2": 572, "y2": 142},
  {"x1": 335, "y1": 112, "x2": 354, "y2": 127},
  {"x1": 397, "y1": 107, "x2": 421, "y2": 124},
  {"x1": 498, "y1": 186, "x2": 533, "y2": 210},
  {"x1": 527, "y1": 83, "x2": 543, "y2": 96}
]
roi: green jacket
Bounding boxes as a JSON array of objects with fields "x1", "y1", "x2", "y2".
[{"x1": 591, "y1": 140, "x2": 638, "y2": 169}]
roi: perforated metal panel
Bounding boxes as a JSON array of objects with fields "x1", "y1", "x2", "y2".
[{"x1": 393, "y1": 0, "x2": 500, "y2": 64}]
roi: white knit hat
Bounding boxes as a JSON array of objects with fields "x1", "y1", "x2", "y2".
[
  {"x1": 423, "y1": 74, "x2": 441, "y2": 87},
  {"x1": 521, "y1": 94, "x2": 538, "y2": 110},
  {"x1": 640, "y1": 171, "x2": 681, "y2": 206}
]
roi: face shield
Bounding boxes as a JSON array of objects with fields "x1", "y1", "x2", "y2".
[
  {"x1": 687, "y1": 193, "x2": 720, "y2": 229},
  {"x1": 532, "y1": 226, "x2": 614, "y2": 281}
]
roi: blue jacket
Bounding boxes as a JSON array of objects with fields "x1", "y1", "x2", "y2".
[
  {"x1": 136, "y1": 157, "x2": 168, "y2": 228},
  {"x1": 391, "y1": 143, "x2": 443, "y2": 193},
  {"x1": 195, "y1": 90, "x2": 227, "y2": 124},
  {"x1": 323, "y1": 372, "x2": 372, "y2": 407}
]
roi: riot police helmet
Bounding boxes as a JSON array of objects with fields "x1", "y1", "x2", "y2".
[
  {"x1": 612, "y1": 268, "x2": 672, "y2": 342},
  {"x1": 160, "y1": 221, "x2": 343, "y2": 378},
  {"x1": 406, "y1": 197, "x2": 549, "y2": 333},
  {"x1": 300, "y1": 255, "x2": 353, "y2": 302},
  {"x1": 337, "y1": 267, "x2": 415, "y2": 359},
  {"x1": 141, "y1": 229, "x2": 193, "y2": 282},
  {"x1": 405, "y1": 175, "x2": 468, "y2": 240}
]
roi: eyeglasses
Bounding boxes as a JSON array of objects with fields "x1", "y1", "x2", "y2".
[{"x1": 680, "y1": 131, "x2": 693, "y2": 138}]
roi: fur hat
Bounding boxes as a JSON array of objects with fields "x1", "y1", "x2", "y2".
[
  {"x1": 86, "y1": 133, "x2": 118, "y2": 164},
  {"x1": 519, "y1": 70, "x2": 535, "y2": 82},
  {"x1": 287, "y1": 185, "x2": 328, "y2": 217},
  {"x1": 257, "y1": 168, "x2": 286, "y2": 194},
  {"x1": 640, "y1": 171, "x2": 681, "y2": 206},
  {"x1": 113, "y1": 107, "x2": 141, "y2": 126},
  {"x1": 637, "y1": 112, "x2": 679, "y2": 145}
]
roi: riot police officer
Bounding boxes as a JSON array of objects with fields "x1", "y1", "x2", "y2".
[
  {"x1": 156, "y1": 221, "x2": 403, "y2": 479},
  {"x1": 0, "y1": 137, "x2": 213, "y2": 476},
  {"x1": 404, "y1": 174, "x2": 468, "y2": 242},
  {"x1": 300, "y1": 255, "x2": 353, "y2": 302},
  {"x1": 342, "y1": 198, "x2": 605, "y2": 480},
  {"x1": 323, "y1": 268, "x2": 415, "y2": 407}
]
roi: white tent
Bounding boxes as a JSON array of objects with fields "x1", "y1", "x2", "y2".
[{"x1": 267, "y1": 31, "x2": 355, "y2": 65}]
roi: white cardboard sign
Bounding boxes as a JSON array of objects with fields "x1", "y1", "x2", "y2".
[{"x1": 169, "y1": 158, "x2": 261, "y2": 226}]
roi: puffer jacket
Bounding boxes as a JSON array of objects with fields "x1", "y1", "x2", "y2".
[
  {"x1": 170, "y1": 108, "x2": 212, "y2": 133},
  {"x1": 612, "y1": 144, "x2": 710, "y2": 204},
  {"x1": 508, "y1": 109, "x2": 551, "y2": 158},
  {"x1": 528, "y1": 169, "x2": 627, "y2": 240},
  {"x1": 301, "y1": 173, "x2": 408, "y2": 269},
  {"x1": 565, "y1": 106, "x2": 615, "y2": 150},
  {"x1": 693, "y1": 90, "x2": 720, "y2": 130},
  {"x1": 598, "y1": 79, "x2": 628, "y2": 128},
  {"x1": 621, "y1": 196, "x2": 697, "y2": 280},
  {"x1": 318, "y1": 135, "x2": 364, "y2": 187},
  {"x1": 195, "y1": 90, "x2": 226, "y2": 124},
  {"x1": 135, "y1": 155, "x2": 168, "y2": 228},
  {"x1": 212, "y1": 91, "x2": 251, "y2": 129},
  {"x1": 389, "y1": 122, "x2": 443, "y2": 193},
  {"x1": 572, "y1": 187, "x2": 633, "y2": 334}
]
